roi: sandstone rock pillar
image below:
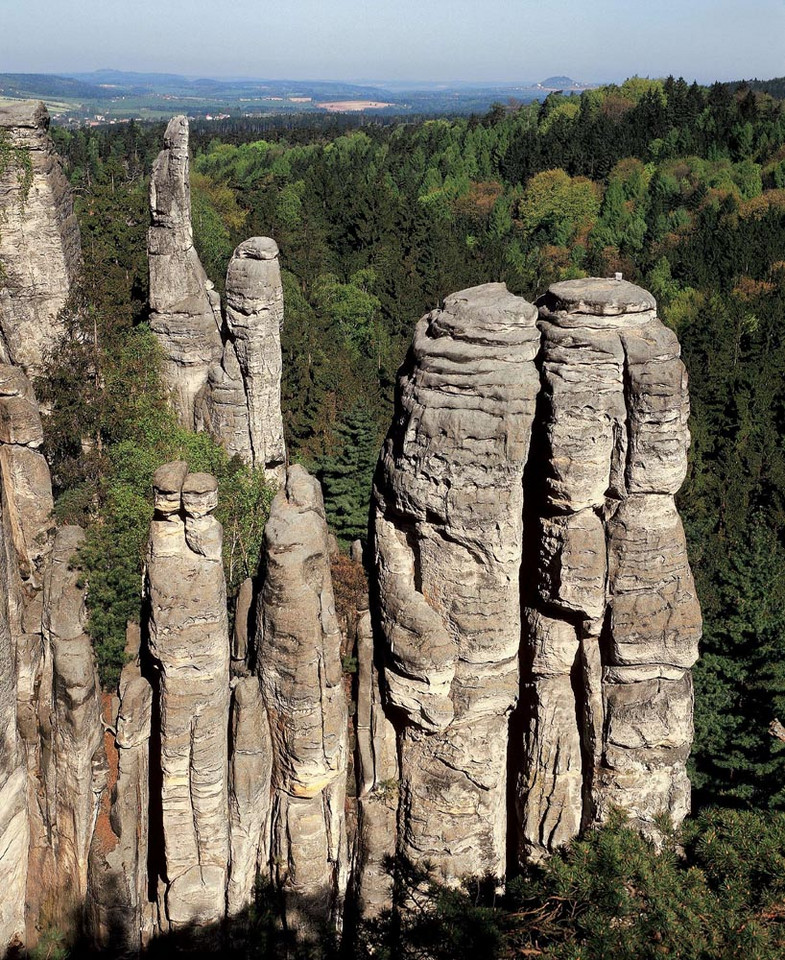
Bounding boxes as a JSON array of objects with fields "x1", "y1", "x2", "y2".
[
  {"x1": 145, "y1": 463, "x2": 230, "y2": 929},
  {"x1": 42, "y1": 526, "x2": 106, "y2": 904},
  {"x1": 257, "y1": 465, "x2": 349, "y2": 936},
  {"x1": 372, "y1": 283, "x2": 540, "y2": 883},
  {"x1": 518, "y1": 278, "x2": 701, "y2": 859},
  {"x1": 224, "y1": 238, "x2": 286, "y2": 480},
  {"x1": 148, "y1": 117, "x2": 223, "y2": 428}
]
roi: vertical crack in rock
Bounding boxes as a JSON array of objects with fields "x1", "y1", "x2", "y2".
[
  {"x1": 145, "y1": 463, "x2": 230, "y2": 930},
  {"x1": 148, "y1": 117, "x2": 223, "y2": 428},
  {"x1": 257, "y1": 464, "x2": 349, "y2": 938},
  {"x1": 0, "y1": 101, "x2": 81, "y2": 379},
  {"x1": 372, "y1": 283, "x2": 540, "y2": 883}
]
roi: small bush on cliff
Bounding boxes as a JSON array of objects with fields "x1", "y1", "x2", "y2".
[{"x1": 355, "y1": 812, "x2": 785, "y2": 960}]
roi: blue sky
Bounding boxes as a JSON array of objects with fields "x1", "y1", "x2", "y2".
[{"x1": 1, "y1": 0, "x2": 783, "y2": 84}]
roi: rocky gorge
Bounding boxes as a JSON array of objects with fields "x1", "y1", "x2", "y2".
[{"x1": 0, "y1": 103, "x2": 701, "y2": 956}]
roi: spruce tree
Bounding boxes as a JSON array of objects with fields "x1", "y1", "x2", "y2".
[{"x1": 319, "y1": 405, "x2": 382, "y2": 546}]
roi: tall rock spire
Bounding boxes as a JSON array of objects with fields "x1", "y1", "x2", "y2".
[
  {"x1": 519, "y1": 277, "x2": 700, "y2": 856},
  {"x1": 372, "y1": 283, "x2": 541, "y2": 882},
  {"x1": 145, "y1": 463, "x2": 231, "y2": 930},
  {"x1": 367, "y1": 276, "x2": 701, "y2": 897},
  {"x1": 148, "y1": 116, "x2": 223, "y2": 428},
  {"x1": 224, "y1": 238, "x2": 286, "y2": 480}
]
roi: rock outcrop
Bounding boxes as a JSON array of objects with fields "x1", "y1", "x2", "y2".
[
  {"x1": 372, "y1": 283, "x2": 541, "y2": 883},
  {"x1": 519, "y1": 278, "x2": 700, "y2": 857},
  {"x1": 0, "y1": 363, "x2": 54, "y2": 587},
  {"x1": 227, "y1": 676, "x2": 272, "y2": 917},
  {"x1": 223, "y1": 238, "x2": 286, "y2": 480},
  {"x1": 354, "y1": 566, "x2": 398, "y2": 919},
  {"x1": 0, "y1": 101, "x2": 81, "y2": 378},
  {"x1": 367, "y1": 277, "x2": 700, "y2": 899},
  {"x1": 145, "y1": 463, "x2": 230, "y2": 930},
  {"x1": 257, "y1": 465, "x2": 349, "y2": 935},
  {"x1": 148, "y1": 117, "x2": 223, "y2": 428}
]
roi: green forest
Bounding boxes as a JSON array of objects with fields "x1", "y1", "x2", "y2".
[{"x1": 35, "y1": 75, "x2": 785, "y2": 956}]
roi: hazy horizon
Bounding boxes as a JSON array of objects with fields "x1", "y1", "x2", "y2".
[{"x1": 2, "y1": 0, "x2": 783, "y2": 86}]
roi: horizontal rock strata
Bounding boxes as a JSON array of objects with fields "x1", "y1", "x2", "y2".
[
  {"x1": 372, "y1": 282, "x2": 541, "y2": 883},
  {"x1": 519, "y1": 277, "x2": 701, "y2": 858}
]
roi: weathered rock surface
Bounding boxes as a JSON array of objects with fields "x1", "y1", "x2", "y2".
[
  {"x1": 354, "y1": 576, "x2": 398, "y2": 919},
  {"x1": 200, "y1": 338, "x2": 252, "y2": 463},
  {"x1": 518, "y1": 277, "x2": 701, "y2": 859},
  {"x1": 0, "y1": 467, "x2": 28, "y2": 949},
  {"x1": 372, "y1": 283, "x2": 541, "y2": 882},
  {"x1": 43, "y1": 526, "x2": 106, "y2": 901},
  {"x1": 87, "y1": 626, "x2": 154, "y2": 956},
  {"x1": 145, "y1": 463, "x2": 230, "y2": 929},
  {"x1": 0, "y1": 362, "x2": 54, "y2": 588},
  {"x1": 0, "y1": 101, "x2": 81, "y2": 378},
  {"x1": 148, "y1": 117, "x2": 223, "y2": 428},
  {"x1": 227, "y1": 676, "x2": 273, "y2": 917},
  {"x1": 224, "y1": 238, "x2": 286, "y2": 479},
  {"x1": 257, "y1": 465, "x2": 349, "y2": 935}
]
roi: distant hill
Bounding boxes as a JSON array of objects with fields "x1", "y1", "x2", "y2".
[
  {"x1": 539, "y1": 75, "x2": 584, "y2": 89},
  {"x1": 0, "y1": 73, "x2": 109, "y2": 100}
]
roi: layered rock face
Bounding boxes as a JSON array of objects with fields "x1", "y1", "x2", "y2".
[
  {"x1": 145, "y1": 463, "x2": 230, "y2": 929},
  {"x1": 0, "y1": 363, "x2": 54, "y2": 587},
  {"x1": 0, "y1": 354, "x2": 105, "y2": 945},
  {"x1": 370, "y1": 277, "x2": 700, "y2": 892},
  {"x1": 257, "y1": 465, "x2": 349, "y2": 934},
  {"x1": 0, "y1": 101, "x2": 81, "y2": 378},
  {"x1": 224, "y1": 238, "x2": 286, "y2": 479},
  {"x1": 519, "y1": 278, "x2": 700, "y2": 857},
  {"x1": 372, "y1": 283, "x2": 541, "y2": 882},
  {"x1": 353, "y1": 546, "x2": 399, "y2": 919},
  {"x1": 148, "y1": 117, "x2": 223, "y2": 428}
]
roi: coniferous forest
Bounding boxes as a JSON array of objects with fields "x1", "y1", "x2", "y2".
[{"x1": 26, "y1": 75, "x2": 785, "y2": 956}]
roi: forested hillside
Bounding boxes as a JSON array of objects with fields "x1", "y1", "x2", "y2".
[{"x1": 47, "y1": 74, "x2": 785, "y2": 811}]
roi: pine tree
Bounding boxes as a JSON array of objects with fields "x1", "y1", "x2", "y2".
[{"x1": 319, "y1": 405, "x2": 382, "y2": 546}]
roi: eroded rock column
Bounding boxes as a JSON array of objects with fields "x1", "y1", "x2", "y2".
[
  {"x1": 224, "y1": 238, "x2": 286, "y2": 480},
  {"x1": 372, "y1": 283, "x2": 540, "y2": 883},
  {"x1": 145, "y1": 463, "x2": 230, "y2": 929},
  {"x1": 518, "y1": 278, "x2": 701, "y2": 859},
  {"x1": 148, "y1": 117, "x2": 223, "y2": 428},
  {"x1": 257, "y1": 465, "x2": 348, "y2": 936}
]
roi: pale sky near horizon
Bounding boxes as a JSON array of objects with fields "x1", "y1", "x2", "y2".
[{"x1": 1, "y1": 0, "x2": 783, "y2": 85}]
